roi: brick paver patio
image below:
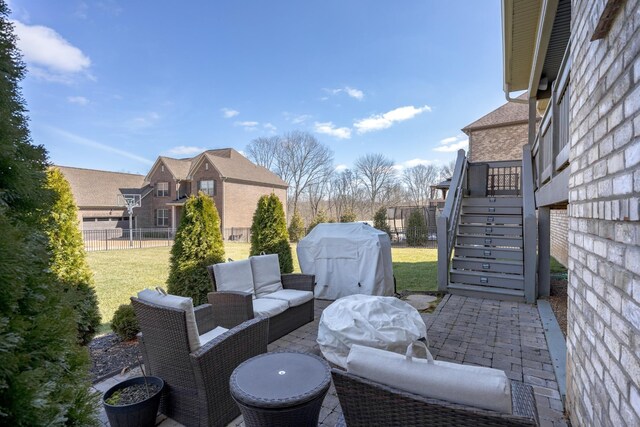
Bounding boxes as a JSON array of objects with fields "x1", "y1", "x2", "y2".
[{"x1": 95, "y1": 294, "x2": 567, "y2": 426}]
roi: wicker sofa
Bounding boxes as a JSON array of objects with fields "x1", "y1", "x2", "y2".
[
  {"x1": 331, "y1": 369, "x2": 540, "y2": 426},
  {"x1": 132, "y1": 296, "x2": 269, "y2": 427},
  {"x1": 206, "y1": 254, "x2": 315, "y2": 343}
]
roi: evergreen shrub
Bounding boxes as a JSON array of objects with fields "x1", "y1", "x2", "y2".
[
  {"x1": 406, "y1": 209, "x2": 427, "y2": 246},
  {"x1": 250, "y1": 193, "x2": 293, "y2": 273},
  {"x1": 339, "y1": 210, "x2": 357, "y2": 223},
  {"x1": 288, "y1": 209, "x2": 305, "y2": 242},
  {"x1": 111, "y1": 304, "x2": 140, "y2": 341},
  {"x1": 374, "y1": 207, "x2": 392, "y2": 236}
]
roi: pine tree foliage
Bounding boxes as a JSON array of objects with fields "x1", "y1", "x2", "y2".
[
  {"x1": 306, "y1": 210, "x2": 330, "y2": 233},
  {"x1": 167, "y1": 193, "x2": 225, "y2": 305},
  {"x1": 406, "y1": 209, "x2": 427, "y2": 246},
  {"x1": 0, "y1": 3, "x2": 99, "y2": 424},
  {"x1": 250, "y1": 193, "x2": 293, "y2": 273},
  {"x1": 339, "y1": 210, "x2": 357, "y2": 223},
  {"x1": 373, "y1": 207, "x2": 392, "y2": 236},
  {"x1": 44, "y1": 167, "x2": 101, "y2": 345},
  {"x1": 287, "y1": 209, "x2": 305, "y2": 242}
]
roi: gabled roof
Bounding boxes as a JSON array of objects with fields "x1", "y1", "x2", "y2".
[
  {"x1": 462, "y1": 94, "x2": 532, "y2": 133},
  {"x1": 148, "y1": 148, "x2": 287, "y2": 188},
  {"x1": 55, "y1": 165, "x2": 147, "y2": 208}
]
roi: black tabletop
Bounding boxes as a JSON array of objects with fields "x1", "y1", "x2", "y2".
[{"x1": 230, "y1": 351, "x2": 331, "y2": 408}]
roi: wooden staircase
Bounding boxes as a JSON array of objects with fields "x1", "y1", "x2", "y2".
[{"x1": 447, "y1": 196, "x2": 526, "y2": 302}]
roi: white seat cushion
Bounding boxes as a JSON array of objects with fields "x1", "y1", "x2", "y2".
[
  {"x1": 212, "y1": 259, "x2": 255, "y2": 297},
  {"x1": 262, "y1": 289, "x2": 313, "y2": 307},
  {"x1": 137, "y1": 289, "x2": 201, "y2": 353},
  {"x1": 252, "y1": 298, "x2": 289, "y2": 318},
  {"x1": 250, "y1": 254, "x2": 284, "y2": 297},
  {"x1": 346, "y1": 344, "x2": 512, "y2": 414},
  {"x1": 199, "y1": 326, "x2": 229, "y2": 346}
]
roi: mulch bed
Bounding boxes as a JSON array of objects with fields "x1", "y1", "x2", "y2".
[
  {"x1": 89, "y1": 334, "x2": 141, "y2": 383},
  {"x1": 548, "y1": 275, "x2": 568, "y2": 338}
]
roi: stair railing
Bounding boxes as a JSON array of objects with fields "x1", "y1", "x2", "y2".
[
  {"x1": 521, "y1": 144, "x2": 538, "y2": 303},
  {"x1": 437, "y1": 149, "x2": 468, "y2": 291}
]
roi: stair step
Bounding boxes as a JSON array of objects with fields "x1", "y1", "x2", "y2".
[
  {"x1": 456, "y1": 235, "x2": 523, "y2": 248},
  {"x1": 450, "y1": 270, "x2": 524, "y2": 290},
  {"x1": 447, "y1": 283, "x2": 525, "y2": 302},
  {"x1": 454, "y1": 245, "x2": 524, "y2": 260},
  {"x1": 462, "y1": 205, "x2": 523, "y2": 215},
  {"x1": 452, "y1": 257, "x2": 524, "y2": 274},
  {"x1": 460, "y1": 214, "x2": 523, "y2": 225},
  {"x1": 458, "y1": 224, "x2": 523, "y2": 236},
  {"x1": 462, "y1": 197, "x2": 523, "y2": 207}
]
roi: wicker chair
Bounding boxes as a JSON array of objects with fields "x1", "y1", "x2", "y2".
[
  {"x1": 331, "y1": 369, "x2": 540, "y2": 427},
  {"x1": 206, "y1": 265, "x2": 315, "y2": 342},
  {"x1": 131, "y1": 297, "x2": 269, "y2": 427}
]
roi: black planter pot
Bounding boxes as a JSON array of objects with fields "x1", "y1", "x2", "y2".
[{"x1": 103, "y1": 376, "x2": 164, "y2": 427}]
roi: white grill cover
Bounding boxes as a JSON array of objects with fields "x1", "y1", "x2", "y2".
[
  {"x1": 297, "y1": 223, "x2": 393, "y2": 300},
  {"x1": 317, "y1": 295, "x2": 427, "y2": 368}
]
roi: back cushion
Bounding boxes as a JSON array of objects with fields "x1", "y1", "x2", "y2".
[
  {"x1": 250, "y1": 254, "x2": 284, "y2": 297},
  {"x1": 137, "y1": 289, "x2": 201, "y2": 353},
  {"x1": 212, "y1": 259, "x2": 255, "y2": 297}
]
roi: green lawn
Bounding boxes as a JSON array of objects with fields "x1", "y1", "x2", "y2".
[{"x1": 87, "y1": 243, "x2": 437, "y2": 332}]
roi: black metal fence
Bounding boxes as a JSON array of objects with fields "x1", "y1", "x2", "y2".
[{"x1": 82, "y1": 228, "x2": 175, "y2": 252}]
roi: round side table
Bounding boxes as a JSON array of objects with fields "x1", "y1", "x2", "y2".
[{"x1": 230, "y1": 351, "x2": 331, "y2": 427}]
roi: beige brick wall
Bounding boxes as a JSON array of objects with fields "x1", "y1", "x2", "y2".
[
  {"x1": 222, "y1": 181, "x2": 287, "y2": 229},
  {"x1": 566, "y1": 1, "x2": 640, "y2": 426},
  {"x1": 468, "y1": 122, "x2": 528, "y2": 162},
  {"x1": 550, "y1": 208, "x2": 569, "y2": 267}
]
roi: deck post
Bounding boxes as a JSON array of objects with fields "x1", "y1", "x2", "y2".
[{"x1": 538, "y1": 207, "x2": 551, "y2": 297}]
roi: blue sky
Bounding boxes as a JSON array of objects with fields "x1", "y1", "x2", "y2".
[{"x1": 10, "y1": 0, "x2": 506, "y2": 175}]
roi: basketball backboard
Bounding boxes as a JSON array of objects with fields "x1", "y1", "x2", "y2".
[{"x1": 117, "y1": 194, "x2": 141, "y2": 214}]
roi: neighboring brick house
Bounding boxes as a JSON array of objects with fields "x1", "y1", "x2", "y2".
[
  {"x1": 142, "y1": 148, "x2": 288, "y2": 233},
  {"x1": 463, "y1": 99, "x2": 568, "y2": 266},
  {"x1": 502, "y1": 0, "x2": 639, "y2": 425},
  {"x1": 56, "y1": 166, "x2": 151, "y2": 230}
]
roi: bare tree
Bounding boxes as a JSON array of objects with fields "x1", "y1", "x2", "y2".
[
  {"x1": 354, "y1": 153, "x2": 397, "y2": 215},
  {"x1": 246, "y1": 136, "x2": 281, "y2": 170},
  {"x1": 276, "y1": 131, "x2": 334, "y2": 215},
  {"x1": 329, "y1": 169, "x2": 364, "y2": 219},
  {"x1": 403, "y1": 164, "x2": 440, "y2": 206},
  {"x1": 305, "y1": 164, "x2": 333, "y2": 218},
  {"x1": 439, "y1": 159, "x2": 457, "y2": 180}
]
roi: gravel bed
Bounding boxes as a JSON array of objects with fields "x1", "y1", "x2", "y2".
[
  {"x1": 548, "y1": 276, "x2": 568, "y2": 338},
  {"x1": 89, "y1": 333, "x2": 141, "y2": 383}
]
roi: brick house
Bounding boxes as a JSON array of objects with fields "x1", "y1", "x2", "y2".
[
  {"x1": 501, "y1": 0, "x2": 639, "y2": 425},
  {"x1": 142, "y1": 148, "x2": 288, "y2": 234},
  {"x1": 56, "y1": 166, "x2": 151, "y2": 230},
  {"x1": 463, "y1": 100, "x2": 569, "y2": 266}
]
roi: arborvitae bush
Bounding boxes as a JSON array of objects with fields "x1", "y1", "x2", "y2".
[
  {"x1": 111, "y1": 304, "x2": 140, "y2": 341},
  {"x1": 167, "y1": 193, "x2": 225, "y2": 305},
  {"x1": 307, "y1": 210, "x2": 329, "y2": 233},
  {"x1": 339, "y1": 210, "x2": 357, "y2": 223},
  {"x1": 0, "y1": 4, "x2": 99, "y2": 423},
  {"x1": 44, "y1": 167, "x2": 101, "y2": 345},
  {"x1": 250, "y1": 193, "x2": 293, "y2": 273},
  {"x1": 288, "y1": 209, "x2": 305, "y2": 242},
  {"x1": 374, "y1": 207, "x2": 392, "y2": 236},
  {"x1": 406, "y1": 209, "x2": 427, "y2": 246}
]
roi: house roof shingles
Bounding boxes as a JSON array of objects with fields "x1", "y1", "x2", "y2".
[
  {"x1": 156, "y1": 148, "x2": 287, "y2": 188},
  {"x1": 462, "y1": 94, "x2": 532, "y2": 133},
  {"x1": 56, "y1": 166, "x2": 147, "y2": 208}
]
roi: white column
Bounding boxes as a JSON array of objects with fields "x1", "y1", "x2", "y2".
[{"x1": 171, "y1": 206, "x2": 176, "y2": 231}]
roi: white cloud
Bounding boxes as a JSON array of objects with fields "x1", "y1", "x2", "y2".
[
  {"x1": 47, "y1": 126, "x2": 153, "y2": 164},
  {"x1": 235, "y1": 121, "x2": 259, "y2": 130},
  {"x1": 335, "y1": 164, "x2": 348, "y2": 172},
  {"x1": 263, "y1": 122, "x2": 277, "y2": 132},
  {"x1": 165, "y1": 146, "x2": 206, "y2": 156},
  {"x1": 324, "y1": 86, "x2": 365, "y2": 100},
  {"x1": 128, "y1": 112, "x2": 160, "y2": 129},
  {"x1": 354, "y1": 105, "x2": 431, "y2": 134},
  {"x1": 221, "y1": 107, "x2": 239, "y2": 118},
  {"x1": 292, "y1": 114, "x2": 311, "y2": 124},
  {"x1": 12, "y1": 20, "x2": 92, "y2": 83},
  {"x1": 391, "y1": 158, "x2": 434, "y2": 171},
  {"x1": 440, "y1": 136, "x2": 458, "y2": 144},
  {"x1": 67, "y1": 96, "x2": 89, "y2": 105},
  {"x1": 434, "y1": 139, "x2": 469, "y2": 152},
  {"x1": 314, "y1": 121, "x2": 352, "y2": 139}
]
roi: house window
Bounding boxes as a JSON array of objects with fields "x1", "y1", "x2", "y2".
[
  {"x1": 156, "y1": 209, "x2": 168, "y2": 227},
  {"x1": 156, "y1": 182, "x2": 169, "y2": 197},
  {"x1": 199, "y1": 180, "x2": 215, "y2": 196}
]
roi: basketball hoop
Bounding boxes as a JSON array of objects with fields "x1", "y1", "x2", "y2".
[{"x1": 117, "y1": 194, "x2": 142, "y2": 247}]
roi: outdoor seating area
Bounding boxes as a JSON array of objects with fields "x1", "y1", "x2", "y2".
[{"x1": 95, "y1": 294, "x2": 566, "y2": 427}]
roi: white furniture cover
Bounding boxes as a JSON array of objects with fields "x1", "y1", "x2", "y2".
[
  {"x1": 346, "y1": 343, "x2": 513, "y2": 414},
  {"x1": 317, "y1": 294, "x2": 427, "y2": 368},
  {"x1": 297, "y1": 223, "x2": 393, "y2": 300}
]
